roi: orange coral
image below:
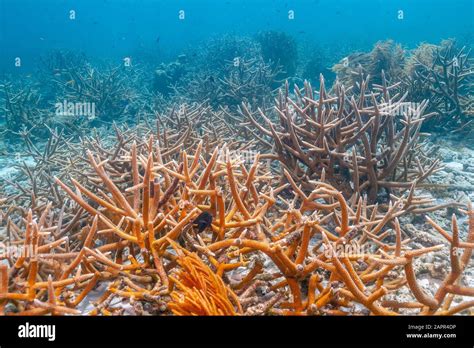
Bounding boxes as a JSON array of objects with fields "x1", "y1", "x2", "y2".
[
  {"x1": 168, "y1": 240, "x2": 242, "y2": 316},
  {"x1": 0, "y1": 120, "x2": 472, "y2": 316}
]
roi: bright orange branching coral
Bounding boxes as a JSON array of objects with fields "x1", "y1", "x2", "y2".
[
  {"x1": 168, "y1": 240, "x2": 242, "y2": 316},
  {"x1": 1, "y1": 124, "x2": 473, "y2": 316}
]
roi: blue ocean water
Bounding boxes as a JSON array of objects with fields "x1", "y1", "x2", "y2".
[{"x1": 1, "y1": 0, "x2": 472, "y2": 73}]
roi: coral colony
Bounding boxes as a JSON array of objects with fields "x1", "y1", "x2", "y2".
[{"x1": 0, "y1": 33, "x2": 473, "y2": 316}]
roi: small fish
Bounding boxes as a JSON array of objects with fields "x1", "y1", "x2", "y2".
[
  {"x1": 156, "y1": 36, "x2": 160, "y2": 44},
  {"x1": 193, "y1": 211, "x2": 213, "y2": 233}
]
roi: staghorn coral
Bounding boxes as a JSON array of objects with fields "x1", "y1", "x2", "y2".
[
  {"x1": 240, "y1": 74, "x2": 441, "y2": 204},
  {"x1": 332, "y1": 40, "x2": 405, "y2": 91},
  {"x1": 150, "y1": 35, "x2": 280, "y2": 108},
  {"x1": 0, "y1": 81, "x2": 48, "y2": 136},
  {"x1": 0, "y1": 55, "x2": 148, "y2": 140},
  {"x1": 49, "y1": 64, "x2": 141, "y2": 125},
  {"x1": 0, "y1": 40, "x2": 473, "y2": 317},
  {"x1": 0, "y1": 133, "x2": 277, "y2": 315},
  {"x1": 2, "y1": 99, "x2": 256, "y2": 216},
  {"x1": 409, "y1": 205, "x2": 474, "y2": 315},
  {"x1": 332, "y1": 39, "x2": 473, "y2": 134},
  {"x1": 193, "y1": 35, "x2": 262, "y2": 74},
  {"x1": 404, "y1": 43, "x2": 439, "y2": 78},
  {"x1": 207, "y1": 175, "x2": 474, "y2": 315},
  {"x1": 404, "y1": 39, "x2": 474, "y2": 133},
  {"x1": 153, "y1": 55, "x2": 188, "y2": 97},
  {"x1": 0, "y1": 130, "x2": 472, "y2": 316},
  {"x1": 39, "y1": 50, "x2": 89, "y2": 76},
  {"x1": 174, "y1": 56, "x2": 280, "y2": 108}
]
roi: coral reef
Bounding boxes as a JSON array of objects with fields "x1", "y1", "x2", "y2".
[
  {"x1": 0, "y1": 35, "x2": 473, "y2": 317},
  {"x1": 404, "y1": 39, "x2": 473, "y2": 133},
  {"x1": 49, "y1": 64, "x2": 141, "y2": 124},
  {"x1": 241, "y1": 74, "x2": 440, "y2": 204},
  {"x1": 172, "y1": 56, "x2": 279, "y2": 108},
  {"x1": 0, "y1": 127, "x2": 472, "y2": 316},
  {"x1": 332, "y1": 39, "x2": 473, "y2": 134},
  {"x1": 153, "y1": 55, "x2": 188, "y2": 97},
  {"x1": 332, "y1": 40, "x2": 405, "y2": 90},
  {"x1": 257, "y1": 31, "x2": 298, "y2": 79},
  {"x1": 171, "y1": 36, "x2": 281, "y2": 107},
  {"x1": 168, "y1": 242, "x2": 242, "y2": 315},
  {"x1": 195, "y1": 35, "x2": 262, "y2": 74},
  {"x1": 300, "y1": 43, "x2": 337, "y2": 86},
  {"x1": 0, "y1": 81, "x2": 47, "y2": 136},
  {"x1": 1, "y1": 50, "x2": 147, "y2": 140},
  {"x1": 147, "y1": 35, "x2": 282, "y2": 108}
]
